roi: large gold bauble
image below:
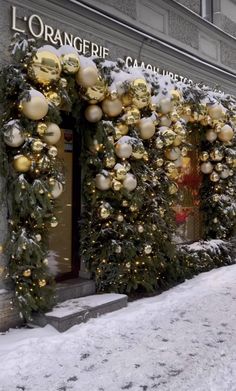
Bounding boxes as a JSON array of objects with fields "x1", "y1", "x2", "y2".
[
  {"x1": 206, "y1": 129, "x2": 217, "y2": 143},
  {"x1": 85, "y1": 105, "x2": 103, "y2": 122},
  {"x1": 162, "y1": 129, "x2": 176, "y2": 145},
  {"x1": 76, "y1": 66, "x2": 98, "y2": 88},
  {"x1": 200, "y1": 151, "x2": 209, "y2": 161},
  {"x1": 165, "y1": 147, "x2": 181, "y2": 161},
  {"x1": 31, "y1": 139, "x2": 44, "y2": 153},
  {"x1": 132, "y1": 96, "x2": 150, "y2": 109},
  {"x1": 130, "y1": 78, "x2": 148, "y2": 97},
  {"x1": 38, "y1": 279, "x2": 47, "y2": 287},
  {"x1": 82, "y1": 79, "x2": 107, "y2": 103},
  {"x1": 200, "y1": 162, "x2": 213, "y2": 174},
  {"x1": 125, "y1": 107, "x2": 140, "y2": 125},
  {"x1": 4, "y1": 120, "x2": 25, "y2": 147},
  {"x1": 43, "y1": 123, "x2": 61, "y2": 145},
  {"x1": 50, "y1": 216, "x2": 58, "y2": 228},
  {"x1": 159, "y1": 98, "x2": 172, "y2": 114},
  {"x1": 48, "y1": 146, "x2": 58, "y2": 158},
  {"x1": 218, "y1": 124, "x2": 234, "y2": 142},
  {"x1": 21, "y1": 89, "x2": 48, "y2": 120},
  {"x1": 210, "y1": 149, "x2": 224, "y2": 161},
  {"x1": 138, "y1": 118, "x2": 155, "y2": 140},
  {"x1": 28, "y1": 46, "x2": 61, "y2": 85},
  {"x1": 132, "y1": 144, "x2": 145, "y2": 159},
  {"x1": 123, "y1": 173, "x2": 137, "y2": 191},
  {"x1": 23, "y1": 269, "x2": 31, "y2": 277},
  {"x1": 13, "y1": 155, "x2": 31, "y2": 172},
  {"x1": 210, "y1": 171, "x2": 220, "y2": 182},
  {"x1": 116, "y1": 123, "x2": 129, "y2": 136},
  {"x1": 102, "y1": 98, "x2": 123, "y2": 117},
  {"x1": 95, "y1": 172, "x2": 111, "y2": 190},
  {"x1": 44, "y1": 91, "x2": 61, "y2": 107},
  {"x1": 58, "y1": 45, "x2": 80, "y2": 74},
  {"x1": 50, "y1": 180, "x2": 63, "y2": 199},
  {"x1": 115, "y1": 142, "x2": 132, "y2": 159},
  {"x1": 208, "y1": 103, "x2": 224, "y2": 120},
  {"x1": 37, "y1": 122, "x2": 47, "y2": 137}
]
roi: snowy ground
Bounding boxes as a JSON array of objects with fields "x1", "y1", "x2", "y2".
[{"x1": 0, "y1": 265, "x2": 236, "y2": 391}]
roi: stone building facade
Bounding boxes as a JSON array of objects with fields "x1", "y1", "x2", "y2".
[{"x1": 1, "y1": 0, "x2": 236, "y2": 331}]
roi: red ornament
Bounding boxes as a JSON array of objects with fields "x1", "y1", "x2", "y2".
[{"x1": 175, "y1": 211, "x2": 189, "y2": 224}]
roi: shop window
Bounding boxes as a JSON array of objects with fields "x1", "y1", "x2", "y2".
[
  {"x1": 201, "y1": 0, "x2": 213, "y2": 22},
  {"x1": 173, "y1": 133, "x2": 202, "y2": 243}
]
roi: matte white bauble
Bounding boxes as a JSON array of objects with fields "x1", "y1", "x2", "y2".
[
  {"x1": 138, "y1": 118, "x2": 155, "y2": 139},
  {"x1": 51, "y1": 180, "x2": 63, "y2": 198},
  {"x1": 218, "y1": 124, "x2": 234, "y2": 142},
  {"x1": 102, "y1": 98, "x2": 123, "y2": 117},
  {"x1": 43, "y1": 123, "x2": 61, "y2": 145},
  {"x1": 123, "y1": 173, "x2": 137, "y2": 191},
  {"x1": 208, "y1": 103, "x2": 224, "y2": 120},
  {"x1": 160, "y1": 116, "x2": 172, "y2": 127},
  {"x1": 200, "y1": 161, "x2": 214, "y2": 174},
  {"x1": 206, "y1": 129, "x2": 217, "y2": 143},
  {"x1": 115, "y1": 142, "x2": 132, "y2": 159},
  {"x1": 21, "y1": 89, "x2": 48, "y2": 120},
  {"x1": 85, "y1": 105, "x2": 103, "y2": 122},
  {"x1": 4, "y1": 120, "x2": 25, "y2": 147},
  {"x1": 76, "y1": 66, "x2": 98, "y2": 88},
  {"x1": 95, "y1": 172, "x2": 111, "y2": 190},
  {"x1": 159, "y1": 98, "x2": 172, "y2": 114}
]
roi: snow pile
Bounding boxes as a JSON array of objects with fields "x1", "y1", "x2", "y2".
[{"x1": 0, "y1": 264, "x2": 236, "y2": 391}]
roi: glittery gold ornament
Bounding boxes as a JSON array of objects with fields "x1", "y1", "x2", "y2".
[
  {"x1": 38, "y1": 279, "x2": 47, "y2": 287},
  {"x1": 116, "y1": 123, "x2": 129, "y2": 136},
  {"x1": 102, "y1": 98, "x2": 123, "y2": 117},
  {"x1": 23, "y1": 269, "x2": 31, "y2": 277},
  {"x1": 83, "y1": 78, "x2": 107, "y2": 103},
  {"x1": 50, "y1": 216, "x2": 58, "y2": 228},
  {"x1": 3, "y1": 120, "x2": 25, "y2": 147},
  {"x1": 124, "y1": 107, "x2": 140, "y2": 125},
  {"x1": 28, "y1": 46, "x2": 61, "y2": 85},
  {"x1": 31, "y1": 139, "x2": 44, "y2": 153},
  {"x1": 100, "y1": 205, "x2": 111, "y2": 219},
  {"x1": 37, "y1": 122, "x2": 47, "y2": 137},
  {"x1": 210, "y1": 149, "x2": 224, "y2": 161},
  {"x1": 200, "y1": 162, "x2": 213, "y2": 174},
  {"x1": 215, "y1": 163, "x2": 223, "y2": 172},
  {"x1": 112, "y1": 179, "x2": 123, "y2": 191},
  {"x1": 104, "y1": 155, "x2": 116, "y2": 168},
  {"x1": 85, "y1": 105, "x2": 103, "y2": 122},
  {"x1": 21, "y1": 89, "x2": 48, "y2": 120},
  {"x1": 200, "y1": 151, "x2": 209, "y2": 161},
  {"x1": 48, "y1": 146, "x2": 58, "y2": 158},
  {"x1": 155, "y1": 138, "x2": 164, "y2": 149},
  {"x1": 132, "y1": 144, "x2": 145, "y2": 159},
  {"x1": 13, "y1": 155, "x2": 31, "y2": 172},
  {"x1": 76, "y1": 66, "x2": 98, "y2": 88},
  {"x1": 58, "y1": 45, "x2": 80, "y2": 74},
  {"x1": 114, "y1": 164, "x2": 127, "y2": 180},
  {"x1": 43, "y1": 123, "x2": 61, "y2": 145},
  {"x1": 44, "y1": 91, "x2": 61, "y2": 107},
  {"x1": 210, "y1": 171, "x2": 220, "y2": 182},
  {"x1": 144, "y1": 245, "x2": 152, "y2": 254},
  {"x1": 156, "y1": 158, "x2": 164, "y2": 167}
]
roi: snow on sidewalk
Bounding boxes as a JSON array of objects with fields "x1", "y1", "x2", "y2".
[{"x1": 0, "y1": 264, "x2": 236, "y2": 391}]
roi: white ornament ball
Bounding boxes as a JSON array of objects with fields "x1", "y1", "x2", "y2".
[
  {"x1": 220, "y1": 168, "x2": 230, "y2": 179},
  {"x1": 200, "y1": 161, "x2": 214, "y2": 174},
  {"x1": 123, "y1": 173, "x2": 137, "y2": 191},
  {"x1": 76, "y1": 66, "x2": 98, "y2": 87},
  {"x1": 206, "y1": 129, "x2": 217, "y2": 143},
  {"x1": 51, "y1": 180, "x2": 63, "y2": 198},
  {"x1": 159, "y1": 98, "x2": 172, "y2": 114},
  {"x1": 160, "y1": 116, "x2": 172, "y2": 127},
  {"x1": 138, "y1": 118, "x2": 156, "y2": 140},
  {"x1": 4, "y1": 120, "x2": 25, "y2": 147},
  {"x1": 43, "y1": 123, "x2": 61, "y2": 145},
  {"x1": 165, "y1": 147, "x2": 181, "y2": 161},
  {"x1": 218, "y1": 124, "x2": 234, "y2": 142},
  {"x1": 21, "y1": 89, "x2": 48, "y2": 120},
  {"x1": 115, "y1": 142, "x2": 132, "y2": 159},
  {"x1": 208, "y1": 103, "x2": 224, "y2": 120},
  {"x1": 85, "y1": 105, "x2": 103, "y2": 122},
  {"x1": 102, "y1": 98, "x2": 123, "y2": 117},
  {"x1": 95, "y1": 173, "x2": 111, "y2": 190}
]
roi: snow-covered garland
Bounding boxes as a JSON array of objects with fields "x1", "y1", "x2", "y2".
[{"x1": 0, "y1": 35, "x2": 235, "y2": 319}]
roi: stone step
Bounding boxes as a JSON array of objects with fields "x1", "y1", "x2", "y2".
[
  {"x1": 33, "y1": 293, "x2": 128, "y2": 332},
  {"x1": 55, "y1": 278, "x2": 96, "y2": 303}
]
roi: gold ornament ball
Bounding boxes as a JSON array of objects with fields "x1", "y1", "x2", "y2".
[
  {"x1": 50, "y1": 180, "x2": 63, "y2": 198},
  {"x1": 121, "y1": 93, "x2": 133, "y2": 107},
  {"x1": 131, "y1": 78, "x2": 148, "y2": 97},
  {"x1": 76, "y1": 66, "x2": 98, "y2": 88},
  {"x1": 206, "y1": 129, "x2": 217, "y2": 143},
  {"x1": 100, "y1": 206, "x2": 111, "y2": 219},
  {"x1": 173, "y1": 135, "x2": 183, "y2": 147},
  {"x1": 132, "y1": 96, "x2": 150, "y2": 109},
  {"x1": 115, "y1": 165, "x2": 127, "y2": 180},
  {"x1": 23, "y1": 269, "x2": 31, "y2": 277},
  {"x1": 102, "y1": 98, "x2": 123, "y2": 117},
  {"x1": 156, "y1": 158, "x2": 164, "y2": 167},
  {"x1": 215, "y1": 163, "x2": 223, "y2": 172},
  {"x1": 162, "y1": 129, "x2": 176, "y2": 146},
  {"x1": 37, "y1": 122, "x2": 47, "y2": 137},
  {"x1": 28, "y1": 46, "x2": 61, "y2": 85},
  {"x1": 48, "y1": 146, "x2": 58, "y2": 158},
  {"x1": 38, "y1": 279, "x2": 47, "y2": 287},
  {"x1": 137, "y1": 225, "x2": 144, "y2": 233},
  {"x1": 31, "y1": 139, "x2": 44, "y2": 153},
  {"x1": 210, "y1": 149, "x2": 224, "y2": 161},
  {"x1": 104, "y1": 155, "x2": 116, "y2": 168},
  {"x1": 21, "y1": 89, "x2": 48, "y2": 120},
  {"x1": 144, "y1": 245, "x2": 152, "y2": 254},
  {"x1": 115, "y1": 142, "x2": 132, "y2": 159},
  {"x1": 85, "y1": 105, "x2": 103, "y2": 122},
  {"x1": 50, "y1": 216, "x2": 58, "y2": 228},
  {"x1": 43, "y1": 123, "x2": 61, "y2": 145},
  {"x1": 122, "y1": 200, "x2": 129, "y2": 207},
  {"x1": 210, "y1": 171, "x2": 220, "y2": 182},
  {"x1": 44, "y1": 91, "x2": 61, "y2": 107},
  {"x1": 95, "y1": 173, "x2": 111, "y2": 190},
  {"x1": 155, "y1": 138, "x2": 164, "y2": 149},
  {"x1": 200, "y1": 151, "x2": 209, "y2": 161},
  {"x1": 83, "y1": 78, "x2": 107, "y2": 103},
  {"x1": 160, "y1": 116, "x2": 172, "y2": 127},
  {"x1": 125, "y1": 107, "x2": 140, "y2": 125},
  {"x1": 117, "y1": 214, "x2": 124, "y2": 222},
  {"x1": 213, "y1": 194, "x2": 220, "y2": 202},
  {"x1": 166, "y1": 168, "x2": 179, "y2": 180},
  {"x1": 138, "y1": 118, "x2": 156, "y2": 140},
  {"x1": 4, "y1": 120, "x2": 25, "y2": 147},
  {"x1": 170, "y1": 89, "x2": 181, "y2": 100},
  {"x1": 112, "y1": 179, "x2": 123, "y2": 191},
  {"x1": 123, "y1": 173, "x2": 137, "y2": 191},
  {"x1": 165, "y1": 161, "x2": 176, "y2": 172},
  {"x1": 58, "y1": 45, "x2": 80, "y2": 74},
  {"x1": 13, "y1": 155, "x2": 31, "y2": 173},
  {"x1": 165, "y1": 147, "x2": 181, "y2": 161},
  {"x1": 218, "y1": 124, "x2": 234, "y2": 142},
  {"x1": 132, "y1": 144, "x2": 145, "y2": 160},
  {"x1": 116, "y1": 123, "x2": 129, "y2": 136},
  {"x1": 200, "y1": 162, "x2": 213, "y2": 174}
]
